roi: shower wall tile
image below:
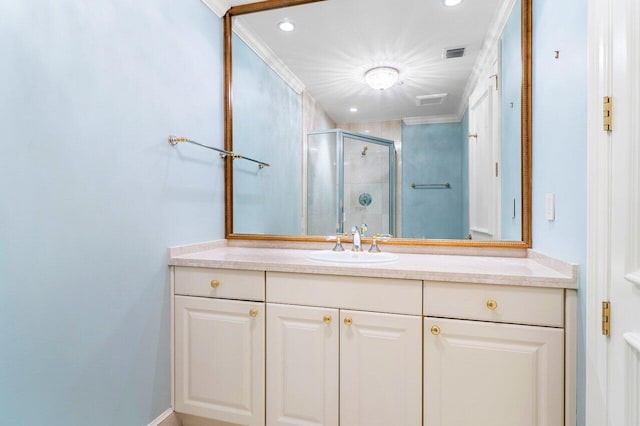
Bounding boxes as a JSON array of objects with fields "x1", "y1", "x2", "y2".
[
  {"x1": 339, "y1": 120, "x2": 402, "y2": 236},
  {"x1": 381, "y1": 182, "x2": 390, "y2": 211},
  {"x1": 303, "y1": 92, "x2": 336, "y2": 134}
]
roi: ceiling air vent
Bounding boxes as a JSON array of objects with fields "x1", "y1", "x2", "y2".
[
  {"x1": 443, "y1": 47, "x2": 465, "y2": 59},
  {"x1": 416, "y1": 93, "x2": 448, "y2": 106}
]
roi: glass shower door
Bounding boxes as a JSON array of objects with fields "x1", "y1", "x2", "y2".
[
  {"x1": 306, "y1": 130, "x2": 395, "y2": 237},
  {"x1": 343, "y1": 134, "x2": 394, "y2": 237}
]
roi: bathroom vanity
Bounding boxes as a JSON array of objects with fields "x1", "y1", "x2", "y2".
[{"x1": 168, "y1": 241, "x2": 577, "y2": 426}]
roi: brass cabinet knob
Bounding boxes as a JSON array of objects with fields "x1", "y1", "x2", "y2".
[
  {"x1": 249, "y1": 308, "x2": 259, "y2": 317},
  {"x1": 430, "y1": 325, "x2": 441, "y2": 335},
  {"x1": 486, "y1": 299, "x2": 498, "y2": 310},
  {"x1": 344, "y1": 317, "x2": 353, "y2": 326},
  {"x1": 210, "y1": 280, "x2": 220, "y2": 288},
  {"x1": 323, "y1": 315, "x2": 332, "y2": 324}
]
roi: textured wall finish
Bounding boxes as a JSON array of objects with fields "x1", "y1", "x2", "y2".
[
  {"x1": 0, "y1": 1, "x2": 224, "y2": 424},
  {"x1": 232, "y1": 35, "x2": 303, "y2": 235},
  {"x1": 532, "y1": 0, "x2": 587, "y2": 424},
  {"x1": 402, "y1": 122, "x2": 464, "y2": 239}
]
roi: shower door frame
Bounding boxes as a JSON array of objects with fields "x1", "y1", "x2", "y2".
[{"x1": 307, "y1": 129, "x2": 396, "y2": 236}]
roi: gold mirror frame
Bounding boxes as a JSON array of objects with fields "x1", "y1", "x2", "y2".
[{"x1": 223, "y1": 0, "x2": 532, "y2": 248}]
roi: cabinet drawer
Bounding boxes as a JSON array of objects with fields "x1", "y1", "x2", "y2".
[
  {"x1": 267, "y1": 272, "x2": 422, "y2": 315},
  {"x1": 423, "y1": 281, "x2": 564, "y2": 327},
  {"x1": 174, "y1": 267, "x2": 264, "y2": 301}
]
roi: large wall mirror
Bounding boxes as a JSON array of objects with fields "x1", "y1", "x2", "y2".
[{"x1": 224, "y1": 0, "x2": 531, "y2": 247}]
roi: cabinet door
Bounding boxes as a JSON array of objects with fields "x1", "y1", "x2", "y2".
[
  {"x1": 267, "y1": 303, "x2": 339, "y2": 426},
  {"x1": 340, "y1": 310, "x2": 422, "y2": 426},
  {"x1": 424, "y1": 317, "x2": 564, "y2": 426},
  {"x1": 174, "y1": 296, "x2": 264, "y2": 425}
]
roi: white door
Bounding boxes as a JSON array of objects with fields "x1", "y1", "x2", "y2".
[
  {"x1": 340, "y1": 310, "x2": 422, "y2": 426},
  {"x1": 587, "y1": 0, "x2": 640, "y2": 424},
  {"x1": 423, "y1": 317, "x2": 564, "y2": 426},
  {"x1": 266, "y1": 303, "x2": 339, "y2": 426},
  {"x1": 174, "y1": 296, "x2": 265, "y2": 425},
  {"x1": 468, "y1": 64, "x2": 500, "y2": 240}
]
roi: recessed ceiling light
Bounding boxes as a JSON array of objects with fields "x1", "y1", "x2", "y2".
[
  {"x1": 350, "y1": 107, "x2": 358, "y2": 112},
  {"x1": 442, "y1": 0, "x2": 463, "y2": 6},
  {"x1": 364, "y1": 67, "x2": 399, "y2": 90},
  {"x1": 278, "y1": 20, "x2": 295, "y2": 32}
]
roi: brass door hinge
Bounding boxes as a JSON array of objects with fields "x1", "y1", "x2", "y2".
[
  {"x1": 603, "y1": 96, "x2": 612, "y2": 132},
  {"x1": 602, "y1": 301, "x2": 611, "y2": 336}
]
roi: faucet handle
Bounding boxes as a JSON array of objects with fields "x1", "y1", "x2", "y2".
[
  {"x1": 368, "y1": 238, "x2": 381, "y2": 253},
  {"x1": 332, "y1": 236, "x2": 345, "y2": 252},
  {"x1": 375, "y1": 233, "x2": 393, "y2": 242}
]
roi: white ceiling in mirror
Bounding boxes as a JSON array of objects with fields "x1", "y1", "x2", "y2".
[{"x1": 232, "y1": 0, "x2": 510, "y2": 124}]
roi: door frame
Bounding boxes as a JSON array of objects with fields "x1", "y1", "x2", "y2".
[{"x1": 585, "y1": 0, "x2": 613, "y2": 424}]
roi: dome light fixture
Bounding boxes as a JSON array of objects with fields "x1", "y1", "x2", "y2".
[
  {"x1": 364, "y1": 66, "x2": 399, "y2": 90},
  {"x1": 442, "y1": 0, "x2": 463, "y2": 6},
  {"x1": 278, "y1": 20, "x2": 295, "y2": 32}
]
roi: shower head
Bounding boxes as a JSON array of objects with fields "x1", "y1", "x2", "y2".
[{"x1": 361, "y1": 146, "x2": 368, "y2": 156}]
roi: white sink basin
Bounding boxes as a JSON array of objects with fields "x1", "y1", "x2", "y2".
[{"x1": 306, "y1": 250, "x2": 399, "y2": 264}]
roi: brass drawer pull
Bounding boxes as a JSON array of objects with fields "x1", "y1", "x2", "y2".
[
  {"x1": 344, "y1": 317, "x2": 353, "y2": 326},
  {"x1": 431, "y1": 325, "x2": 441, "y2": 335},
  {"x1": 249, "y1": 308, "x2": 259, "y2": 317},
  {"x1": 486, "y1": 299, "x2": 498, "y2": 310},
  {"x1": 323, "y1": 315, "x2": 332, "y2": 324},
  {"x1": 210, "y1": 280, "x2": 220, "y2": 289}
]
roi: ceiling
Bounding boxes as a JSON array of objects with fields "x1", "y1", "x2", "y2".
[{"x1": 233, "y1": 0, "x2": 506, "y2": 124}]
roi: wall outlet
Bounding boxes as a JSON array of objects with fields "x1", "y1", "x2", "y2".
[{"x1": 545, "y1": 193, "x2": 555, "y2": 221}]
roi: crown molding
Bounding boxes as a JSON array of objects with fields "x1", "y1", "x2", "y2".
[
  {"x1": 201, "y1": 0, "x2": 230, "y2": 18},
  {"x1": 402, "y1": 114, "x2": 461, "y2": 125},
  {"x1": 232, "y1": 20, "x2": 306, "y2": 94},
  {"x1": 455, "y1": 0, "x2": 517, "y2": 118}
]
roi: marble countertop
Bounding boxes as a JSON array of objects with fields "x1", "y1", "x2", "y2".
[{"x1": 168, "y1": 241, "x2": 578, "y2": 289}]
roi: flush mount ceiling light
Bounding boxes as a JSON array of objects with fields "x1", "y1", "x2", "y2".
[
  {"x1": 350, "y1": 107, "x2": 358, "y2": 112},
  {"x1": 278, "y1": 20, "x2": 295, "y2": 32},
  {"x1": 442, "y1": 0, "x2": 463, "y2": 6},
  {"x1": 364, "y1": 66, "x2": 399, "y2": 90}
]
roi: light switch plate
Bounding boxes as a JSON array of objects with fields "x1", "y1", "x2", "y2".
[{"x1": 545, "y1": 193, "x2": 555, "y2": 221}]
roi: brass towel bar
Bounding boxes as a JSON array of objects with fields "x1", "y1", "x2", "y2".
[
  {"x1": 168, "y1": 136, "x2": 270, "y2": 169},
  {"x1": 411, "y1": 182, "x2": 451, "y2": 189}
]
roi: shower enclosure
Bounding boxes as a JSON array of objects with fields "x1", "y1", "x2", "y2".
[{"x1": 306, "y1": 129, "x2": 395, "y2": 237}]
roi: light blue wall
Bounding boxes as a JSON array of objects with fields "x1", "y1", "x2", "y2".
[
  {"x1": 402, "y1": 122, "x2": 464, "y2": 239},
  {"x1": 0, "y1": 1, "x2": 224, "y2": 425},
  {"x1": 232, "y1": 35, "x2": 302, "y2": 235},
  {"x1": 532, "y1": 1, "x2": 587, "y2": 424},
  {"x1": 500, "y1": 0, "x2": 523, "y2": 240}
]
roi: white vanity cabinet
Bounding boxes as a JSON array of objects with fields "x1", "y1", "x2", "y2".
[
  {"x1": 339, "y1": 310, "x2": 422, "y2": 426},
  {"x1": 422, "y1": 281, "x2": 567, "y2": 426},
  {"x1": 266, "y1": 272, "x2": 423, "y2": 426},
  {"x1": 266, "y1": 303, "x2": 339, "y2": 426},
  {"x1": 173, "y1": 267, "x2": 265, "y2": 426},
  {"x1": 170, "y1": 258, "x2": 575, "y2": 426}
]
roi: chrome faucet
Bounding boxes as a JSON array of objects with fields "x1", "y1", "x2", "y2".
[{"x1": 351, "y1": 225, "x2": 363, "y2": 252}]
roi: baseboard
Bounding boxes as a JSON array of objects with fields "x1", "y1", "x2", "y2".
[{"x1": 149, "y1": 408, "x2": 181, "y2": 426}]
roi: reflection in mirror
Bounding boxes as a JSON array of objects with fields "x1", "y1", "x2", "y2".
[
  {"x1": 307, "y1": 130, "x2": 395, "y2": 237},
  {"x1": 230, "y1": 0, "x2": 524, "y2": 242}
]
